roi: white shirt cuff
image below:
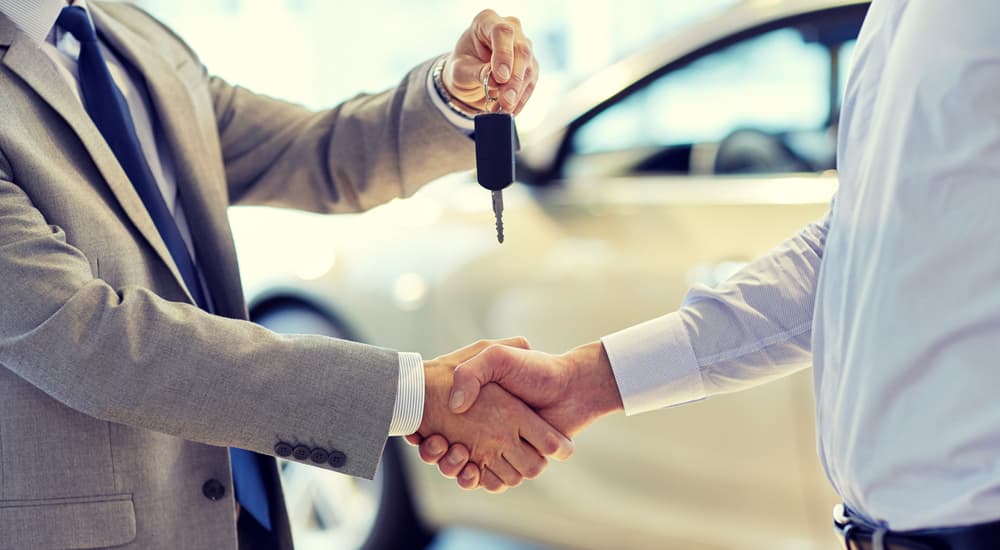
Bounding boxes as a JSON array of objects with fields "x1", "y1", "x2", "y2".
[
  {"x1": 388, "y1": 352, "x2": 425, "y2": 436},
  {"x1": 426, "y1": 61, "x2": 476, "y2": 135},
  {"x1": 601, "y1": 312, "x2": 705, "y2": 416}
]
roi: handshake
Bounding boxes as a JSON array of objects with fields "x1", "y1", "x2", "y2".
[{"x1": 407, "y1": 337, "x2": 624, "y2": 493}]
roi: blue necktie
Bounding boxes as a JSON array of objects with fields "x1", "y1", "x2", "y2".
[{"x1": 57, "y1": 6, "x2": 273, "y2": 531}]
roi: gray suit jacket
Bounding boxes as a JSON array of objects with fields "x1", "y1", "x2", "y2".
[{"x1": 0, "y1": 2, "x2": 474, "y2": 548}]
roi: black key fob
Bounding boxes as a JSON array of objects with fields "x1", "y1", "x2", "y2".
[{"x1": 474, "y1": 112, "x2": 516, "y2": 191}]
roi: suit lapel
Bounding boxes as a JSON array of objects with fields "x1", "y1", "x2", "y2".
[
  {"x1": 88, "y1": 2, "x2": 248, "y2": 318},
  {"x1": 0, "y1": 11, "x2": 196, "y2": 304}
]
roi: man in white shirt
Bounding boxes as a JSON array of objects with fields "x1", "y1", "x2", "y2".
[{"x1": 415, "y1": 1, "x2": 1000, "y2": 547}]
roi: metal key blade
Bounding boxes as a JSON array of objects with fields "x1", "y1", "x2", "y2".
[{"x1": 492, "y1": 190, "x2": 504, "y2": 243}]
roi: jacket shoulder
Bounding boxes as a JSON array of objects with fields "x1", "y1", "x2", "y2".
[{"x1": 92, "y1": 1, "x2": 203, "y2": 67}]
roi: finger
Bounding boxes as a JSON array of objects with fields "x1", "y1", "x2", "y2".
[
  {"x1": 519, "y1": 409, "x2": 574, "y2": 461},
  {"x1": 437, "y1": 444, "x2": 471, "y2": 479},
  {"x1": 450, "y1": 336, "x2": 530, "y2": 364},
  {"x1": 458, "y1": 463, "x2": 481, "y2": 490},
  {"x1": 403, "y1": 433, "x2": 423, "y2": 447},
  {"x1": 488, "y1": 457, "x2": 524, "y2": 488},
  {"x1": 487, "y1": 22, "x2": 516, "y2": 83},
  {"x1": 499, "y1": 42, "x2": 532, "y2": 111},
  {"x1": 513, "y1": 82, "x2": 534, "y2": 116},
  {"x1": 450, "y1": 344, "x2": 523, "y2": 413},
  {"x1": 418, "y1": 435, "x2": 450, "y2": 464},
  {"x1": 500, "y1": 335, "x2": 532, "y2": 350},
  {"x1": 479, "y1": 466, "x2": 510, "y2": 494},
  {"x1": 504, "y1": 441, "x2": 547, "y2": 480},
  {"x1": 512, "y1": 60, "x2": 538, "y2": 116},
  {"x1": 446, "y1": 54, "x2": 490, "y2": 95}
]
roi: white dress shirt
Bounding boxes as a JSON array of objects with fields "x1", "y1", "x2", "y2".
[
  {"x1": 0, "y1": 0, "x2": 452, "y2": 437},
  {"x1": 603, "y1": 0, "x2": 1000, "y2": 531}
]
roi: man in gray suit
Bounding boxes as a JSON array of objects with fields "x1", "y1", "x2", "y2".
[{"x1": 0, "y1": 1, "x2": 566, "y2": 548}]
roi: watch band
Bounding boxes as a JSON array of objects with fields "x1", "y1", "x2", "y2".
[{"x1": 431, "y1": 55, "x2": 480, "y2": 120}]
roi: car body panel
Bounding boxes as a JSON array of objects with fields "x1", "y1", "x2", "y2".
[{"x1": 233, "y1": 0, "x2": 870, "y2": 547}]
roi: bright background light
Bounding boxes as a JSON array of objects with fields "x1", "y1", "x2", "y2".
[
  {"x1": 137, "y1": 0, "x2": 736, "y2": 131},
  {"x1": 136, "y1": 0, "x2": 739, "y2": 290}
]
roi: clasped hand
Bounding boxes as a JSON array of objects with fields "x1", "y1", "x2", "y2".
[{"x1": 409, "y1": 338, "x2": 623, "y2": 493}]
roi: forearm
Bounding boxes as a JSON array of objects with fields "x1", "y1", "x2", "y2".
[
  {"x1": 602, "y1": 210, "x2": 831, "y2": 414},
  {"x1": 1, "y1": 279, "x2": 399, "y2": 478},
  {"x1": 212, "y1": 57, "x2": 476, "y2": 212}
]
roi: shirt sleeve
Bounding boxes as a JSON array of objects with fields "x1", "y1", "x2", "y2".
[
  {"x1": 388, "y1": 352, "x2": 425, "y2": 436},
  {"x1": 602, "y1": 206, "x2": 833, "y2": 415},
  {"x1": 425, "y1": 61, "x2": 476, "y2": 135}
]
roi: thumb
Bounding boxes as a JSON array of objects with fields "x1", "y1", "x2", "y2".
[
  {"x1": 446, "y1": 55, "x2": 493, "y2": 101},
  {"x1": 449, "y1": 345, "x2": 511, "y2": 413}
]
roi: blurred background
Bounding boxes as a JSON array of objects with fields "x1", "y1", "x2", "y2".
[
  {"x1": 136, "y1": 1, "x2": 865, "y2": 548},
  {"x1": 137, "y1": 0, "x2": 736, "y2": 132}
]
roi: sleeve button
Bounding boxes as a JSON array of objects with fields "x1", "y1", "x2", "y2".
[
  {"x1": 274, "y1": 442, "x2": 294, "y2": 457},
  {"x1": 309, "y1": 448, "x2": 330, "y2": 464},
  {"x1": 328, "y1": 450, "x2": 347, "y2": 468},
  {"x1": 291, "y1": 445, "x2": 311, "y2": 461}
]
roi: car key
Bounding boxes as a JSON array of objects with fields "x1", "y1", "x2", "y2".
[{"x1": 475, "y1": 111, "x2": 515, "y2": 243}]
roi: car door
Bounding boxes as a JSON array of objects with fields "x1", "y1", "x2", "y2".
[{"x1": 414, "y1": 7, "x2": 864, "y2": 550}]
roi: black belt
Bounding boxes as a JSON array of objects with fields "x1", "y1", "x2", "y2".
[{"x1": 834, "y1": 504, "x2": 1000, "y2": 550}]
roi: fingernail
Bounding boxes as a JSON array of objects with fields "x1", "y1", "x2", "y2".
[
  {"x1": 503, "y1": 89, "x2": 517, "y2": 106},
  {"x1": 461, "y1": 469, "x2": 476, "y2": 481},
  {"x1": 427, "y1": 439, "x2": 444, "y2": 455},
  {"x1": 447, "y1": 453, "x2": 464, "y2": 466},
  {"x1": 555, "y1": 438, "x2": 575, "y2": 461},
  {"x1": 497, "y1": 64, "x2": 511, "y2": 80},
  {"x1": 449, "y1": 391, "x2": 466, "y2": 411}
]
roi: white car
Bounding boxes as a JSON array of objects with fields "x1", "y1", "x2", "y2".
[{"x1": 231, "y1": 1, "x2": 869, "y2": 548}]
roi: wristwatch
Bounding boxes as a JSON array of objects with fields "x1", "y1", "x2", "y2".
[{"x1": 431, "y1": 55, "x2": 480, "y2": 120}]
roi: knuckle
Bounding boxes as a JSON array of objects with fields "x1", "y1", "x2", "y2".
[
  {"x1": 514, "y1": 43, "x2": 533, "y2": 59},
  {"x1": 475, "y1": 9, "x2": 496, "y2": 22},
  {"x1": 484, "y1": 344, "x2": 507, "y2": 360},
  {"x1": 505, "y1": 16, "x2": 522, "y2": 28},
  {"x1": 494, "y1": 23, "x2": 515, "y2": 36},
  {"x1": 490, "y1": 432, "x2": 507, "y2": 448}
]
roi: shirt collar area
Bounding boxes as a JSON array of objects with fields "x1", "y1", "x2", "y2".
[
  {"x1": 0, "y1": 0, "x2": 65, "y2": 43},
  {"x1": 0, "y1": 0, "x2": 93, "y2": 44}
]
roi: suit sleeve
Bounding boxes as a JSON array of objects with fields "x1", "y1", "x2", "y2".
[
  {"x1": 113, "y1": 1, "x2": 475, "y2": 212},
  {"x1": 0, "y1": 163, "x2": 398, "y2": 479},
  {"x1": 209, "y1": 57, "x2": 477, "y2": 212},
  {"x1": 602, "y1": 205, "x2": 832, "y2": 415}
]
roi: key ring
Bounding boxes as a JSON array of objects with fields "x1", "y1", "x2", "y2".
[{"x1": 483, "y1": 68, "x2": 499, "y2": 113}]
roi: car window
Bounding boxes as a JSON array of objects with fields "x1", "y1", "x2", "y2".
[{"x1": 566, "y1": 21, "x2": 858, "y2": 179}]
